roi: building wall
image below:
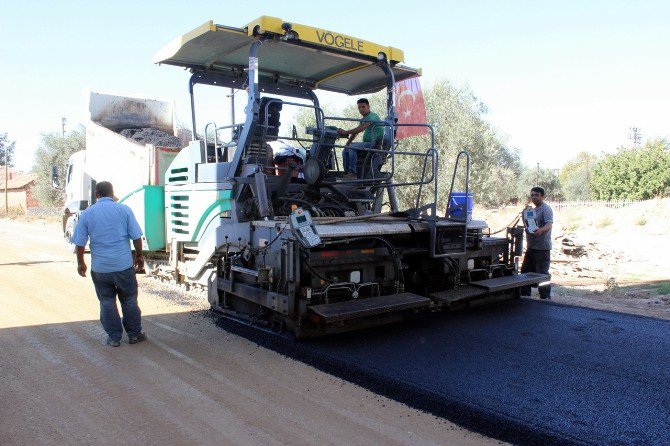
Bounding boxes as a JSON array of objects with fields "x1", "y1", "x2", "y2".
[
  {"x1": 4, "y1": 190, "x2": 28, "y2": 210},
  {"x1": 25, "y1": 185, "x2": 39, "y2": 208}
]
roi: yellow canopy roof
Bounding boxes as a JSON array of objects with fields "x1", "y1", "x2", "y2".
[{"x1": 154, "y1": 17, "x2": 421, "y2": 95}]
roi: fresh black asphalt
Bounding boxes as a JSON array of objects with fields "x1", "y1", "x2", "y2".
[{"x1": 215, "y1": 298, "x2": 670, "y2": 446}]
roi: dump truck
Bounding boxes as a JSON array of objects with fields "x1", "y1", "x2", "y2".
[
  {"x1": 63, "y1": 17, "x2": 549, "y2": 338},
  {"x1": 59, "y1": 90, "x2": 182, "y2": 249}
]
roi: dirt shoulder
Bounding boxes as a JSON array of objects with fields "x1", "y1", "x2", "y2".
[
  {"x1": 0, "y1": 218, "x2": 502, "y2": 446},
  {"x1": 475, "y1": 198, "x2": 670, "y2": 321}
]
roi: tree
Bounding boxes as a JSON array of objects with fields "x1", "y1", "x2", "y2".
[
  {"x1": 559, "y1": 151, "x2": 598, "y2": 201},
  {"x1": 514, "y1": 166, "x2": 561, "y2": 202},
  {"x1": 590, "y1": 139, "x2": 670, "y2": 200},
  {"x1": 0, "y1": 133, "x2": 15, "y2": 167},
  {"x1": 32, "y1": 127, "x2": 86, "y2": 206},
  {"x1": 380, "y1": 79, "x2": 522, "y2": 209}
]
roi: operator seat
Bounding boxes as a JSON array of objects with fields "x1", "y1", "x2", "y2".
[
  {"x1": 256, "y1": 97, "x2": 282, "y2": 142},
  {"x1": 246, "y1": 97, "x2": 283, "y2": 165},
  {"x1": 357, "y1": 123, "x2": 395, "y2": 178},
  {"x1": 307, "y1": 126, "x2": 339, "y2": 166}
]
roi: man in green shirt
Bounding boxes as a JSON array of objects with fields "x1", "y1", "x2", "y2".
[{"x1": 338, "y1": 98, "x2": 384, "y2": 178}]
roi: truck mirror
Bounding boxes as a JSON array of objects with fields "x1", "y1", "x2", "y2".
[{"x1": 51, "y1": 165, "x2": 60, "y2": 189}]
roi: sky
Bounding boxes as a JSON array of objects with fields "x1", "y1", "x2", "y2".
[{"x1": 1, "y1": 0, "x2": 668, "y2": 172}]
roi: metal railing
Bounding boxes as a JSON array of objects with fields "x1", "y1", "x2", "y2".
[{"x1": 204, "y1": 122, "x2": 242, "y2": 164}]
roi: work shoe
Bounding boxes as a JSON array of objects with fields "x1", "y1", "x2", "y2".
[
  {"x1": 343, "y1": 172, "x2": 357, "y2": 179},
  {"x1": 106, "y1": 337, "x2": 121, "y2": 347},
  {"x1": 128, "y1": 332, "x2": 147, "y2": 345}
]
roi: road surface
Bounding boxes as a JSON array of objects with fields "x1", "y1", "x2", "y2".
[
  {"x1": 0, "y1": 219, "x2": 500, "y2": 446},
  {"x1": 225, "y1": 292, "x2": 670, "y2": 445},
  {"x1": 6, "y1": 218, "x2": 668, "y2": 445}
]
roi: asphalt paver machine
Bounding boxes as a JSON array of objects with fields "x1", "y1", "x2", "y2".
[{"x1": 152, "y1": 16, "x2": 548, "y2": 338}]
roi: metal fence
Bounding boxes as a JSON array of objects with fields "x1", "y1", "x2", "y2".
[{"x1": 547, "y1": 200, "x2": 637, "y2": 211}]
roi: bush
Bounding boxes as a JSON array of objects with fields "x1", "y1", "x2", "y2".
[
  {"x1": 590, "y1": 139, "x2": 670, "y2": 200},
  {"x1": 595, "y1": 216, "x2": 613, "y2": 228},
  {"x1": 657, "y1": 282, "x2": 670, "y2": 296}
]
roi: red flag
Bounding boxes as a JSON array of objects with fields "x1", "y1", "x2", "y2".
[{"x1": 395, "y1": 76, "x2": 428, "y2": 139}]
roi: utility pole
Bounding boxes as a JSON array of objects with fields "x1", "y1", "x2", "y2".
[
  {"x1": 628, "y1": 127, "x2": 641, "y2": 146},
  {"x1": 62, "y1": 117, "x2": 67, "y2": 137},
  {"x1": 4, "y1": 147, "x2": 7, "y2": 216},
  {"x1": 536, "y1": 162, "x2": 540, "y2": 186},
  {"x1": 586, "y1": 158, "x2": 590, "y2": 199}
]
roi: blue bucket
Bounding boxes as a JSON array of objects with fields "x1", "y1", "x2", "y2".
[{"x1": 448, "y1": 192, "x2": 473, "y2": 221}]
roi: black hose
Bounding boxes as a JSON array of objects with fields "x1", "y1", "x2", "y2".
[
  {"x1": 298, "y1": 247, "x2": 335, "y2": 283},
  {"x1": 490, "y1": 212, "x2": 522, "y2": 235},
  {"x1": 324, "y1": 236, "x2": 403, "y2": 294},
  {"x1": 435, "y1": 231, "x2": 461, "y2": 285},
  {"x1": 277, "y1": 196, "x2": 323, "y2": 217},
  {"x1": 446, "y1": 255, "x2": 460, "y2": 285}
]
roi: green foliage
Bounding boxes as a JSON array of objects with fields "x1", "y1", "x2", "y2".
[
  {"x1": 0, "y1": 132, "x2": 16, "y2": 167},
  {"x1": 32, "y1": 127, "x2": 86, "y2": 206},
  {"x1": 590, "y1": 139, "x2": 670, "y2": 200},
  {"x1": 559, "y1": 151, "x2": 597, "y2": 200},
  {"x1": 402, "y1": 79, "x2": 522, "y2": 209},
  {"x1": 514, "y1": 166, "x2": 561, "y2": 202},
  {"x1": 657, "y1": 282, "x2": 670, "y2": 296}
]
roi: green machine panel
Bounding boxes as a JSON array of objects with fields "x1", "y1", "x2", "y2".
[{"x1": 120, "y1": 185, "x2": 166, "y2": 251}]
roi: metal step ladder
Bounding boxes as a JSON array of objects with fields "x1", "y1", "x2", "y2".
[
  {"x1": 308, "y1": 293, "x2": 431, "y2": 324},
  {"x1": 429, "y1": 150, "x2": 470, "y2": 258}
]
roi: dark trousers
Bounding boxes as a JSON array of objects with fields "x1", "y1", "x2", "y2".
[
  {"x1": 91, "y1": 267, "x2": 142, "y2": 341},
  {"x1": 520, "y1": 249, "x2": 551, "y2": 298}
]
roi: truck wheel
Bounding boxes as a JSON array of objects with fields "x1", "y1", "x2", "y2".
[{"x1": 64, "y1": 215, "x2": 76, "y2": 243}]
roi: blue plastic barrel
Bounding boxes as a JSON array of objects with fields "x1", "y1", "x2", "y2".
[{"x1": 448, "y1": 192, "x2": 473, "y2": 221}]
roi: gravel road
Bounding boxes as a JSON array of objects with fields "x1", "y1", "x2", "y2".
[{"x1": 0, "y1": 219, "x2": 503, "y2": 446}]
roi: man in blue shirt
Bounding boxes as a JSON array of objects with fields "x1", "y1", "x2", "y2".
[
  {"x1": 71, "y1": 181, "x2": 146, "y2": 347},
  {"x1": 338, "y1": 98, "x2": 384, "y2": 178}
]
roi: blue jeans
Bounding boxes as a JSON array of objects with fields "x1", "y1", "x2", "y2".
[
  {"x1": 91, "y1": 267, "x2": 142, "y2": 341},
  {"x1": 342, "y1": 142, "x2": 370, "y2": 174}
]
